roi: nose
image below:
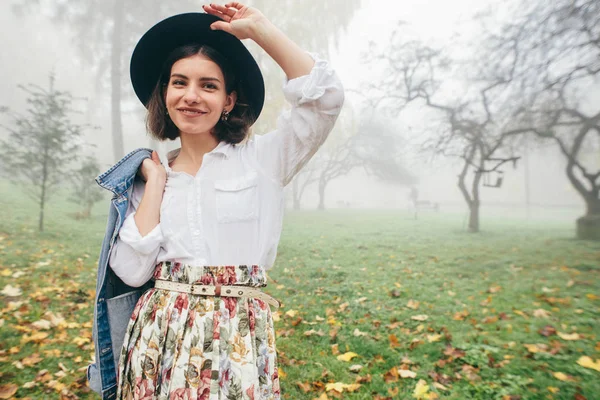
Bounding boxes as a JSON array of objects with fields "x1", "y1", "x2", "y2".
[{"x1": 183, "y1": 84, "x2": 200, "y2": 104}]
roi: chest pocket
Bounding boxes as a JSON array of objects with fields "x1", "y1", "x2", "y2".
[{"x1": 214, "y1": 172, "x2": 259, "y2": 223}]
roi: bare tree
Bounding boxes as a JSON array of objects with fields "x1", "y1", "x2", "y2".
[
  {"x1": 368, "y1": 35, "x2": 527, "y2": 232},
  {"x1": 484, "y1": 0, "x2": 600, "y2": 239}
]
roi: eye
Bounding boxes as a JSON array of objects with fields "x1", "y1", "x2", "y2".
[
  {"x1": 171, "y1": 79, "x2": 186, "y2": 86},
  {"x1": 203, "y1": 82, "x2": 218, "y2": 90}
]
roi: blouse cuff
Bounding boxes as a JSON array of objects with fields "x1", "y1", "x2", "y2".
[
  {"x1": 119, "y1": 212, "x2": 164, "y2": 255},
  {"x1": 283, "y1": 53, "x2": 335, "y2": 106}
]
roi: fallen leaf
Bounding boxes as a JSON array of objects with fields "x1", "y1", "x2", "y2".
[
  {"x1": 427, "y1": 334, "x2": 442, "y2": 343},
  {"x1": 32, "y1": 319, "x2": 52, "y2": 330},
  {"x1": 577, "y1": 356, "x2": 600, "y2": 372},
  {"x1": 532, "y1": 309, "x2": 550, "y2": 319},
  {"x1": 331, "y1": 344, "x2": 340, "y2": 356},
  {"x1": 407, "y1": 299, "x2": 420, "y2": 309},
  {"x1": 304, "y1": 329, "x2": 324, "y2": 337},
  {"x1": 553, "y1": 372, "x2": 576, "y2": 382},
  {"x1": 399, "y1": 369, "x2": 417, "y2": 379},
  {"x1": 337, "y1": 352, "x2": 358, "y2": 362},
  {"x1": 0, "y1": 384, "x2": 18, "y2": 399},
  {"x1": 453, "y1": 310, "x2": 469, "y2": 320},
  {"x1": 411, "y1": 315, "x2": 429, "y2": 321},
  {"x1": 488, "y1": 285, "x2": 502, "y2": 293},
  {"x1": 538, "y1": 325, "x2": 556, "y2": 337},
  {"x1": 353, "y1": 328, "x2": 367, "y2": 337},
  {"x1": 413, "y1": 379, "x2": 430, "y2": 399},
  {"x1": 296, "y1": 382, "x2": 311, "y2": 393},
  {"x1": 557, "y1": 332, "x2": 581, "y2": 341},
  {"x1": 389, "y1": 334, "x2": 401, "y2": 348},
  {"x1": 21, "y1": 332, "x2": 49, "y2": 344},
  {"x1": 1, "y1": 285, "x2": 22, "y2": 297},
  {"x1": 349, "y1": 364, "x2": 362, "y2": 373}
]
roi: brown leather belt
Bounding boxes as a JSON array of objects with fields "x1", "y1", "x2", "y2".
[{"x1": 154, "y1": 279, "x2": 280, "y2": 308}]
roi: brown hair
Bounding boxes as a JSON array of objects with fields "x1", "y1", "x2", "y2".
[{"x1": 146, "y1": 44, "x2": 253, "y2": 143}]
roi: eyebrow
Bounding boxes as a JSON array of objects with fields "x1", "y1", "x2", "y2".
[{"x1": 170, "y1": 73, "x2": 222, "y2": 83}]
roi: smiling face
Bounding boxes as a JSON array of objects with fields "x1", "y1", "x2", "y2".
[{"x1": 165, "y1": 54, "x2": 237, "y2": 138}]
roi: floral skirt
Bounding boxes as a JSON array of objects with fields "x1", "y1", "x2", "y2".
[{"x1": 116, "y1": 262, "x2": 280, "y2": 399}]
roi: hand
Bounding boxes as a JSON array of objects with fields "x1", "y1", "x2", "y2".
[
  {"x1": 202, "y1": 2, "x2": 269, "y2": 40},
  {"x1": 139, "y1": 151, "x2": 167, "y2": 187}
]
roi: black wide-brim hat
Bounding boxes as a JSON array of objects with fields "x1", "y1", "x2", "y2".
[{"x1": 130, "y1": 12, "x2": 265, "y2": 123}]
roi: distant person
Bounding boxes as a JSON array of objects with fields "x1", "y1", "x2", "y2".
[{"x1": 87, "y1": 3, "x2": 344, "y2": 399}]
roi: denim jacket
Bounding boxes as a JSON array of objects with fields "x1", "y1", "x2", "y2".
[{"x1": 86, "y1": 148, "x2": 154, "y2": 399}]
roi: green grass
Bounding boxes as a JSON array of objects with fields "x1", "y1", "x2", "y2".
[{"x1": 0, "y1": 180, "x2": 598, "y2": 399}]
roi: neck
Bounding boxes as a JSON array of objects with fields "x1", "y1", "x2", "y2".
[{"x1": 177, "y1": 131, "x2": 220, "y2": 165}]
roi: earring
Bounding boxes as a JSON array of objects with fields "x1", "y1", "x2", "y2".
[
  {"x1": 221, "y1": 110, "x2": 229, "y2": 122},
  {"x1": 165, "y1": 108, "x2": 169, "y2": 116}
]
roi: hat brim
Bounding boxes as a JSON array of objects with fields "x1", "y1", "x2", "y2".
[{"x1": 130, "y1": 13, "x2": 264, "y2": 123}]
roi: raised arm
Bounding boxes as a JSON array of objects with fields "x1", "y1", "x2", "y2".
[
  {"x1": 204, "y1": 3, "x2": 345, "y2": 186},
  {"x1": 203, "y1": 2, "x2": 314, "y2": 80}
]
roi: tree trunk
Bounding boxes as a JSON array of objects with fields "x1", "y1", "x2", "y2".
[
  {"x1": 110, "y1": 0, "x2": 125, "y2": 162},
  {"x1": 39, "y1": 153, "x2": 48, "y2": 232},
  {"x1": 317, "y1": 178, "x2": 326, "y2": 210},
  {"x1": 577, "y1": 194, "x2": 600, "y2": 240},
  {"x1": 468, "y1": 202, "x2": 480, "y2": 233},
  {"x1": 457, "y1": 149, "x2": 481, "y2": 233}
]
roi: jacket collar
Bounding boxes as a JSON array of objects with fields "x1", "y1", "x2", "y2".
[{"x1": 96, "y1": 148, "x2": 153, "y2": 195}]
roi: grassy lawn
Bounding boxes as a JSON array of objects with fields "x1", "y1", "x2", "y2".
[{"x1": 0, "y1": 181, "x2": 599, "y2": 399}]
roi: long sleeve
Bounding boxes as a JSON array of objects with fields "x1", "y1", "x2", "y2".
[
  {"x1": 109, "y1": 178, "x2": 164, "y2": 287},
  {"x1": 255, "y1": 53, "x2": 344, "y2": 186}
]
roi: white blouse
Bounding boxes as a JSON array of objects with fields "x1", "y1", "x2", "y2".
[{"x1": 109, "y1": 55, "x2": 344, "y2": 287}]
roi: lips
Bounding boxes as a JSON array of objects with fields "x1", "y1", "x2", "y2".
[{"x1": 177, "y1": 107, "x2": 207, "y2": 116}]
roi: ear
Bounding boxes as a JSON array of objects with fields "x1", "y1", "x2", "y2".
[{"x1": 225, "y1": 91, "x2": 237, "y2": 113}]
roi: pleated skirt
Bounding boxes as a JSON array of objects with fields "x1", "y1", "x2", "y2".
[{"x1": 116, "y1": 262, "x2": 280, "y2": 400}]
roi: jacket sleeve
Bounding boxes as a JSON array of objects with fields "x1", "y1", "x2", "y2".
[
  {"x1": 255, "y1": 53, "x2": 344, "y2": 186},
  {"x1": 109, "y1": 179, "x2": 164, "y2": 287}
]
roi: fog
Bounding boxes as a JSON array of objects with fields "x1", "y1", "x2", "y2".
[{"x1": 0, "y1": 0, "x2": 595, "y2": 222}]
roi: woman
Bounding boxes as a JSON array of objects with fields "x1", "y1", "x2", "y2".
[{"x1": 102, "y1": 3, "x2": 343, "y2": 399}]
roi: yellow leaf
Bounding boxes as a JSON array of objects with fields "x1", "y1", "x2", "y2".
[
  {"x1": 552, "y1": 372, "x2": 575, "y2": 382},
  {"x1": 285, "y1": 309, "x2": 297, "y2": 318},
  {"x1": 586, "y1": 293, "x2": 599, "y2": 300},
  {"x1": 345, "y1": 383, "x2": 361, "y2": 392},
  {"x1": 314, "y1": 393, "x2": 329, "y2": 400},
  {"x1": 547, "y1": 387, "x2": 559, "y2": 394},
  {"x1": 337, "y1": 352, "x2": 358, "y2": 362},
  {"x1": 524, "y1": 344, "x2": 544, "y2": 353},
  {"x1": 0, "y1": 269, "x2": 11, "y2": 277},
  {"x1": 325, "y1": 382, "x2": 346, "y2": 393},
  {"x1": 72, "y1": 336, "x2": 91, "y2": 346},
  {"x1": 278, "y1": 367, "x2": 286, "y2": 379},
  {"x1": 271, "y1": 311, "x2": 281, "y2": 322},
  {"x1": 513, "y1": 309, "x2": 528, "y2": 318},
  {"x1": 427, "y1": 334, "x2": 442, "y2": 343},
  {"x1": 331, "y1": 344, "x2": 340, "y2": 355},
  {"x1": 21, "y1": 332, "x2": 49, "y2": 344},
  {"x1": 577, "y1": 356, "x2": 600, "y2": 372},
  {"x1": 411, "y1": 314, "x2": 429, "y2": 321},
  {"x1": 557, "y1": 332, "x2": 581, "y2": 341},
  {"x1": 413, "y1": 379, "x2": 430, "y2": 399}
]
